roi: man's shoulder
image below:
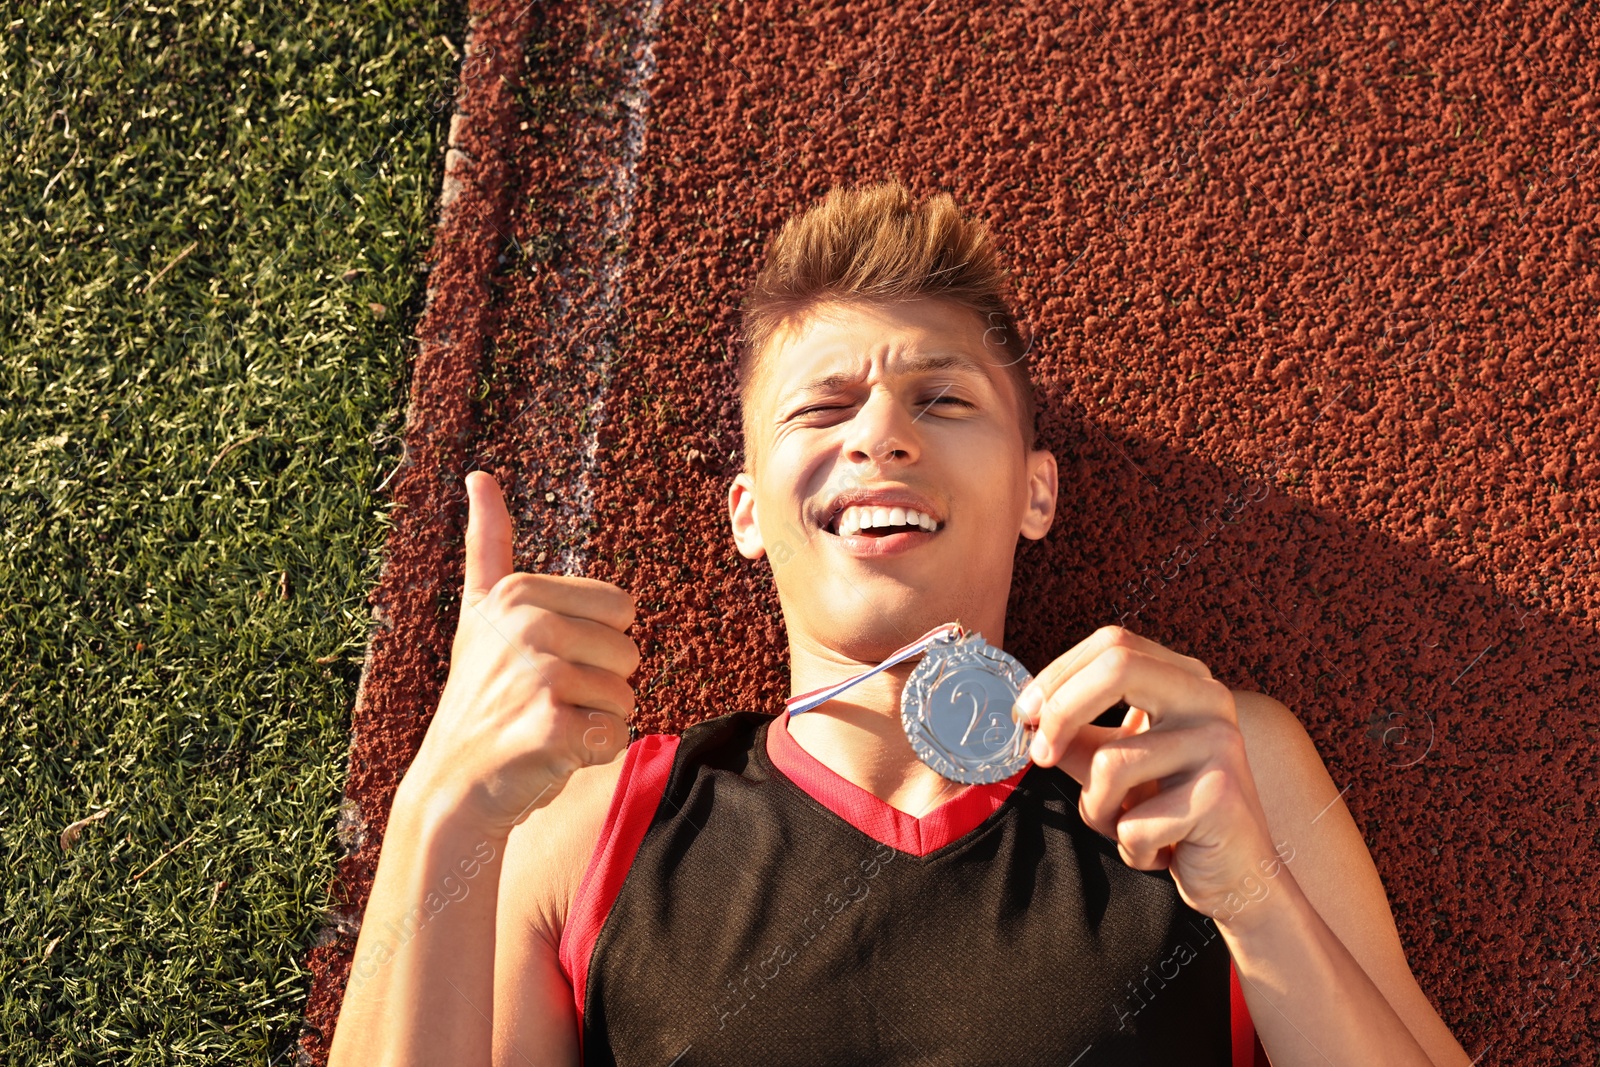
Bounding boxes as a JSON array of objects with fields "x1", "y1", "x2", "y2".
[
  {"x1": 1230, "y1": 688, "x2": 1336, "y2": 830},
  {"x1": 1231, "y1": 688, "x2": 1305, "y2": 748},
  {"x1": 500, "y1": 712, "x2": 773, "y2": 945},
  {"x1": 501, "y1": 754, "x2": 630, "y2": 948}
]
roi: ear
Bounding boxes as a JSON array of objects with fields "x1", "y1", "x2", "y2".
[
  {"x1": 729, "y1": 471, "x2": 766, "y2": 560},
  {"x1": 1019, "y1": 448, "x2": 1057, "y2": 540}
]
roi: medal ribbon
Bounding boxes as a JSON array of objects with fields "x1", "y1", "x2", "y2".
[{"x1": 785, "y1": 622, "x2": 966, "y2": 716}]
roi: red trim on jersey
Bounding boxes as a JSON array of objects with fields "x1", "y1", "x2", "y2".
[
  {"x1": 766, "y1": 710, "x2": 1028, "y2": 856},
  {"x1": 558, "y1": 733, "x2": 679, "y2": 1051},
  {"x1": 1230, "y1": 956, "x2": 1269, "y2": 1066}
]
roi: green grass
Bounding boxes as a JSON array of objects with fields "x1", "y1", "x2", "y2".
[{"x1": 1, "y1": 1, "x2": 461, "y2": 1060}]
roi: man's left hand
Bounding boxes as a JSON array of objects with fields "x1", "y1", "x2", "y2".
[{"x1": 1010, "y1": 625, "x2": 1283, "y2": 923}]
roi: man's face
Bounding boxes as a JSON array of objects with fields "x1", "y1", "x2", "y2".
[{"x1": 729, "y1": 297, "x2": 1057, "y2": 660}]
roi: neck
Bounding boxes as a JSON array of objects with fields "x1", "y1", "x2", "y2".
[{"x1": 783, "y1": 618, "x2": 1005, "y2": 817}]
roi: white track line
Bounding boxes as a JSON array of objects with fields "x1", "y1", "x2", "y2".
[{"x1": 549, "y1": 0, "x2": 664, "y2": 576}]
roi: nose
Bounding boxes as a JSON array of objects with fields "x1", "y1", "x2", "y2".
[{"x1": 842, "y1": 385, "x2": 922, "y2": 465}]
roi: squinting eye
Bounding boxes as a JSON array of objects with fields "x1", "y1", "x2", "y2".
[{"x1": 793, "y1": 398, "x2": 968, "y2": 418}]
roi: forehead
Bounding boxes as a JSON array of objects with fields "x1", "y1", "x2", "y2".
[{"x1": 760, "y1": 299, "x2": 1001, "y2": 404}]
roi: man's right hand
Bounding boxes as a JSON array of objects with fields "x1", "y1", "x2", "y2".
[{"x1": 398, "y1": 470, "x2": 639, "y2": 837}]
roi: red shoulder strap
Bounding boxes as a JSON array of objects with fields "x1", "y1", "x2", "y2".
[
  {"x1": 1230, "y1": 956, "x2": 1270, "y2": 1066},
  {"x1": 557, "y1": 733, "x2": 679, "y2": 1050}
]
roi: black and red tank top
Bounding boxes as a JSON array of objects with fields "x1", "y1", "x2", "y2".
[{"x1": 559, "y1": 711, "x2": 1268, "y2": 1066}]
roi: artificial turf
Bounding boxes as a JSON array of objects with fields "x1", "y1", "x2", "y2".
[{"x1": 1, "y1": 1, "x2": 461, "y2": 1059}]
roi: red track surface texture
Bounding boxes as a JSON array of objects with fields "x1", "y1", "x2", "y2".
[{"x1": 301, "y1": 1, "x2": 1599, "y2": 1062}]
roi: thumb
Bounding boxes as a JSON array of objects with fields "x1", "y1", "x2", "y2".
[{"x1": 463, "y1": 471, "x2": 514, "y2": 605}]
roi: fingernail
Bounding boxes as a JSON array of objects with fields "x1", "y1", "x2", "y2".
[
  {"x1": 1030, "y1": 733, "x2": 1051, "y2": 764},
  {"x1": 1012, "y1": 686, "x2": 1042, "y2": 722}
]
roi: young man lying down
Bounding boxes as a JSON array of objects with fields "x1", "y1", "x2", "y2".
[{"x1": 330, "y1": 180, "x2": 1472, "y2": 1066}]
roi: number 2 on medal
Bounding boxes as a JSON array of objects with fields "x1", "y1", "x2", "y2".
[{"x1": 953, "y1": 680, "x2": 990, "y2": 745}]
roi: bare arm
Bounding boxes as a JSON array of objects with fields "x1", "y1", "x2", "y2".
[
  {"x1": 1222, "y1": 863, "x2": 1459, "y2": 1065},
  {"x1": 332, "y1": 730, "x2": 620, "y2": 1067},
  {"x1": 330, "y1": 787, "x2": 513, "y2": 1064},
  {"x1": 1231, "y1": 690, "x2": 1472, "y2": 1066},
  {"x1": 328, "y1": 472, "x2": 638, "y2": 1066},
  {"x1": 492, "y1": 756, "x2": 624, "y2": 1066}
]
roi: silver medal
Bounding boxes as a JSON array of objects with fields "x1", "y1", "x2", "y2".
[{"x1": 901, "y1": 632, "x2": 1036, "y2": 784}]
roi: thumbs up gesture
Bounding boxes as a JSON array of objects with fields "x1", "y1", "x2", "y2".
[{"x1": 399, "y1": 471, "x2": 640, "y2": 836}]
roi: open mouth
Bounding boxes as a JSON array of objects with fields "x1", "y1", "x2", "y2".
[{"x1": 821, "y1": 505, "x2": 943, "y2": 539}]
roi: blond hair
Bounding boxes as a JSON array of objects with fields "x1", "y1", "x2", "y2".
[{"x1": 736, "y1": 180, "x2": 1037, "y2": 467}]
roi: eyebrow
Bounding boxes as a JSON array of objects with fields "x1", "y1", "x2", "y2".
[{"x1": 777, "y1": 352, "x2": 992, "y2": 409}]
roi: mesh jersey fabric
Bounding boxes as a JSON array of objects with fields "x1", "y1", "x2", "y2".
[{"x1": 558, "y1": 710, "x2": 1267, "y2": 1066}]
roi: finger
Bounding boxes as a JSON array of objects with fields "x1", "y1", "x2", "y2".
[
  {"x1": 1072, "y1": 724, "x2": 1222, "y2": 835},
  {"x1": 1029, "y1": 649, "x2": 1234, "y2": 768},
  {"x1": 512, "y1": 703, "x2": 630, "y2": 798},
  {"x1": 1112, "y1": 713, "x2": 1162, "y2": 817},
  {"x1": 493, "y1": 572, "x2": 637, "y2": 633},
  {"x1": 1109, "y1": 779, "x2": 1205, "y2": 870},
  {"x1": 1052, "y1": 714, "x2": 1152, "y2": 782},
  {"x1": 1013, "y1": 625, "x2": 1214, "y2": 723},
  {"x1": 463, "y1": 472, "x2": 515, "y2": 605},
  {"x1": 1012, "y1": 698, "x2": 1147, "y2": 730},
  {"x1": 568, "y1": 704, "x2": 630, "y2": 767},
  {"x1": 508, "y1": 608, "x2": 641, "y2": 679},
  {"x1": 519, "y1": 653, "x2": 637, "y2": 719},
  {"x1": 1049, "y1": 723, "x2": 1125, "y2": 778}
]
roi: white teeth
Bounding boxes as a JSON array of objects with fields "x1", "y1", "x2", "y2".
[{"x1": 831, "y1": 504, "x2": 941, "y2": 535}]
